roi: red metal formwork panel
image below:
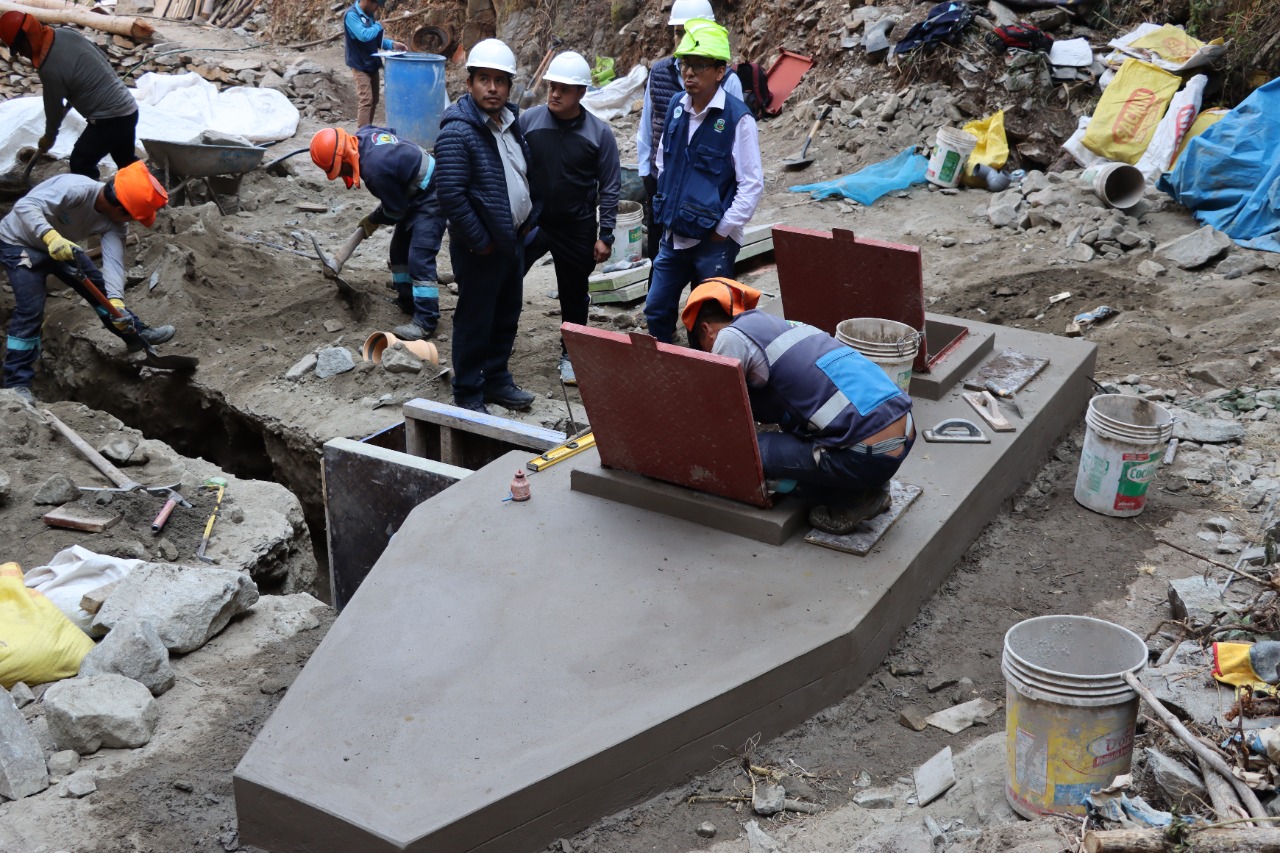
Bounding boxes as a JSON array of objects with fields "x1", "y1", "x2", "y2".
[
  {"x1": 774, "y1": 226, "x2": 929, "y2": 373},
  {"x1": 562, "y1": 324, "x2": 770, "y2": 508}
]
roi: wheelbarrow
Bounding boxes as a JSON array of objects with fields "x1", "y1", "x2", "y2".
[{"x1": 141, "y1": 138, "x2": 268, "y2": 214}]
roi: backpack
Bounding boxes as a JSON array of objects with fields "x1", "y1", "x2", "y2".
[
  {"x1": 733, "y1": 61, "x2": 773, "y2": 119},
  {"x1": 986, "y1": 23, "x2": 1054, "y2": 52}
]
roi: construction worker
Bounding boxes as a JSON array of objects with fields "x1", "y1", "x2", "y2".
[
  {"x1": 644, "y1": 19, "x2": 763, "y2": 344},
  {"x1": 518, "y1": 50, "x2": 621, "y2": 385},
  {"x1": 683, "y1": 279, "x2": 915, "y2": 534},
  {"x1": 435, "y1": 39, "x2": 539, "y2": 414},
  {"x1": 0, "y1": 12, "x2": 140, "y2": 179},
  {"x1": 636, "y1": 0, "x2": 742, "y2": 261},
  {"x1": 0, "y1": 161, "x2": 174, "y2": 404},
  {"x1": 309, "y1": 125, "x2": 443, "y2": 341},
  {"x1": 343, "y1": 0, "x2": 407, "y2": 128}
]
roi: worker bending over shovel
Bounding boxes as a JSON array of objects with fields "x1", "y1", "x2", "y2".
[
  {"x1": 0, "y1": 161, "x2": 174, "y2": 405},
  {"x1": 683, "y1": 279, "x2": 915, "y2": 534},
  {"x1": 310, "y1": 125, "x2": 444, "y2": 341}
]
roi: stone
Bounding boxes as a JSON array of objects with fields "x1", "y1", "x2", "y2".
[
  {"x1": 1137, "y1": 260, "x2": 1166, "y2": 278},
  {"x1": 987, "y1": 190, "x2": 1022, "y2": 227},
  {"x1": 322, "y1": 319, "x2": 344, "y2": 333},
  {"x1": 927, "y1": 674, "x2": 959, "y2": 693},
  {"x1": 1155, "y1": 225, "x2": 1232, "y2": 270},
  {"x1": 1144, "y1": 748, "x2": 1206, "y2": 807},
  {"x1": 953, "y1": 676, "x2": 975, "y2": 703},
  {"x1": 1204, "y1": 517, "x2": 1233, "y2": 534},
  {"x1": 899, "y1": 705, "x2": 929, "y2": 731},
  {"x1": 380, "y1": 343, "x2": 423, "y2": 375},
  {"x1": 1217, "y1": 252, "x2": 1268, "y2": 278},
  {"x1": 99, "y1": 439, "x2": 137, "y2": 465},
  {"x1": 878, "y1": 94, "x2": 900, "y2": 121},
  {"x1": 914, "y1": 745, "x2": 956, "y2": 806},
  {"x1": 43, "y1": 674, "x2": 158, "y2": 754},
  {"x1": 1168, "y1": 576, "x2": 1230, "y2": 624},
  {"x1": 1187, "y1": 359, "x2": 1243, "y2": 388},
  {"x1": 780, "y1": 774, "x2": 817, "y2": 801},
  {"x1": 853, "y1": 788, "x2": 896, "y2": 808},
  {"x1": 0, "y1": 467, "x2": 10, "y2": 503},
  {"x1": 1168, "y1": 407, "x2": 1245, "y2": 444},
  {"x1": 0, "y1": 689, "x2": 49, "y2": 799},
  {"x1": 696, "y1": 821, "x2": 717, "y2": 838},
  {"x1": 47, "y1": 750, "x2": 80, "y2": 777},
  {"x1": 752, "y1": 782, "x2": 786, "y2": 815},
  {"x1": 92, "y1": 563, "x2": 259, "y2": 654},
  {"x1": 286, "y1": 353, "x2": 317, "y2": 382},
  {"x1": 315, "y1": 347, "x2": 355, "y2": 379},
  {"x1": 746, "y1": 820, "x2": 781, "y2": 853},
  {"x1": 925, "y1": 697, "x2": 999, "y2": 733},
  {"x1": 864, "y1": 18, "x2": 896, "y2": 55},
  {"x1": 58, "y1": 770, "x2": 97, "y2": 798},
  {"x1": 79, "y1": 618, "x2": 176, "y2": 696},
  {"x1": 34, "y1": 472, "x2": 81, "y2": 505},
  {"x1": 1067, "y1": 243, "x2": 1095, "y2": 262},
  {"x1": 8, "y1": 681, "x2": 34, "y2": 708},
  {"x1": 923, "y1": 814, "x2": 945, "y2": 846},
  {"x1": 1019, "y1": 170, "x2": 1049, "y2": 195}
]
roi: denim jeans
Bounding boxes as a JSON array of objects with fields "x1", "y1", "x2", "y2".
[
  {"x1": 643, "y1": 233, "x2": 740, "y2": 343},
  {"x1": 757, "y1": 429, "x2": 915, "y2": 505},
  {"x1": 449, "y1": 242, "x2": 524, "y2": 405}
]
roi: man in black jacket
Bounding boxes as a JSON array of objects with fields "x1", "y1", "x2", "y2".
[
  {"x1": 518, "y1": 51, "x2": 621, "y2": 385},
  {"x1": 435, "y1": 39, "x2": 538, "y2": 414}
]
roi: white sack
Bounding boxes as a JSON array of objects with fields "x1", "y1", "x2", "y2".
[
  {"x1": 1135, "y1": 74, "x2": 1207, "y2": 181},
  {"x1": 25, "y1": 545, "x2": 143, "y2": 635},
  {"x1": 582, "y1": 65, "x2": 648, "y2": 122}
]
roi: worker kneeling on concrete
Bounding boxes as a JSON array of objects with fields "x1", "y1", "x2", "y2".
[
  {"x1": 310, "y1": 125, "x2": 443, "y2": 340},
  {"x1": 684, "y1": 279, "x2": 915, "y2": 534},
  {"x1": 0, "y1": 161, "x2": 174, "y2": 405}
]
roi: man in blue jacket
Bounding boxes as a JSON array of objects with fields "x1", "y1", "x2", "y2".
[
  {"x1": 645, "y1": 19, "x2": 763, "y2": 345},
  {"x1": 343, "y1": 0, "x2": 405, "y2": 128},
  {"x1": 309, "y1": 125, "x2": 443, "y2": 340},
  {"x1": 435, "y1": 39, "x2": 538, "y2": 414}
]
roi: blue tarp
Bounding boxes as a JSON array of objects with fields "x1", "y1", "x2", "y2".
[
  {"x1": 789, "y1": 147, "x2": 929, "y2": 206},
  {"x1": 1158, "y1": 76, "x2": 1280, "y2": 253}
]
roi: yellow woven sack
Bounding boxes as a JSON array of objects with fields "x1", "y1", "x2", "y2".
[
  {"x1": 0, "y1": 562, "x2": 95, "y2": 688},
  {"x1": 1129, "y1": 24, "x2": 1206, "y2": 65},
  {"x1": 1083, "y1": 59, "x2": 1181, "y2": 164},
  {"x1": 961, "y1": 110, "x2": 1009, "y2": 186},
  {"x1": 1172, "y1": 107, "x2": 1228, "y2": 166}
]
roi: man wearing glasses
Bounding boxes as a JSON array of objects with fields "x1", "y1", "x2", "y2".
[{"x1": 644, "y1": 18, "x2": 763, "y2": 344}]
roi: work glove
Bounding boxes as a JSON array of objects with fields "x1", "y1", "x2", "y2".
[
  {"x1": 41, "y1": 229, "x2": 79, "y2": 263},
  {"x1": 358, "y1": 214, "x2": 380, "y2": 239},
  {"x1": 37, "y1": 134, "x2": 54, "y2": 154},
  {"x1": 108, "y1": 298, "x2": 137, "y2": 334}
]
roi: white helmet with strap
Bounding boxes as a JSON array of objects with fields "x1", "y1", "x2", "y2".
[
  {"x1": 668, "y1": 0, "x2": 715, "y2": 25},
  {"x1": 465, "y1": 38, "x2": 517, "y2": 75},
  {"x1": 542, "y1": 51, "x2": 592, "y2": 86}
]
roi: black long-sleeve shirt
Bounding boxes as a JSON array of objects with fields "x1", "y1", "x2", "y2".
[{"x1": 518, "y1": 105, "x2": 620, "y2": 241}]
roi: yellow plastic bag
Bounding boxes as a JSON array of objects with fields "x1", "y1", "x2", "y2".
[
  {"x1": 0, "y1": 562, "x2": 95, "y2": 688},
  {"x1": 1083, "y1": 59, "x2": 1182, "y2": 164},
  {"x1": 1129, "y1": 24, "x2": 1206, "y2": 65},
  {"x1": 1172, "y1": 107, "x2": 1228, "y2": 166},
  {"x1": 961, "y1": 110, "x2": 1008, "y2": 186}
]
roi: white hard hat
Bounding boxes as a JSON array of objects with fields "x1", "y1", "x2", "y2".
[
  {"x1": 542, "y1": 51, "x2": 592, "y2": 87},
  {"x1": 668, "y1": 0, "x2": 715, "y2": 25},
  {"x1": 466, "y1": 38, "x2": 517, "y2": 75}
]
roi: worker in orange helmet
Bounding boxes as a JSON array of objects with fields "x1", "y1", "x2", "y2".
[
  {"x1": 0, "y1": 161, "x2": 174, "y2": 405},
  {"x1": 0, "y1": 11, "x2": 141, "y2": 178},
  {"x1": 682, "y1": 278, "x2": 915, "y2": 534}
]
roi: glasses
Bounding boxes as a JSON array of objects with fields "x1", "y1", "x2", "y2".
[{"x1": 682, "y1": 60, "x2": 718, "y2": 75}]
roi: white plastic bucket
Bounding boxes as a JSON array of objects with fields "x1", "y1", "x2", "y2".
[
  {"x1": 1083, "y1": 163, "x2": 1145, "y2": 209},
  {"x1": 835, "y1": 318, "x2": 921, "y2": 392},
  {"x1": 1074, "y1": 394, "x2": 1173, "y2": 517},
  {"x1": 1003, "y1": 615, "x2": 1146, "y2": 818},
  {"x1": 609, "y1": 200, "x2": 644, "y2": 265},
  {"x1": 925, "y1": 127, "x2": 979, "y2": 189}
]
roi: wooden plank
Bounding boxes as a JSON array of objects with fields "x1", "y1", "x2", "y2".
[
  {"x1": 803, "y1": 480, "x2": 922, "y2": 556},
  {"x1": 41, "y1": 504, "x2": 121, "y2": 533},
  {"x1": 80, "y1": 579, "x2": 121, "y2": 615},
  {"x1": 962, "y1": 391, "x2": 1015, "y2": 432},
  {"x1": 296, "y1": 202, "x2": 329, "y2": 213}
]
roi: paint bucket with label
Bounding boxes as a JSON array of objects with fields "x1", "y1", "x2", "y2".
[
  {"x1": 609, "y1": 200, "x2": 645, "y2": 264},
  {"x1": 1003, "y1": 615, "x2": 1146, "y2": 818},
  {"x1": 835, "y1": 318, "x2": 921, "y2": 393},
  {"x1": 925, "y1": 127, "x2": 979, "y2": 189},
  {"x1": 1074, "y1": 394, "x2": 1173, "y2": 517}
]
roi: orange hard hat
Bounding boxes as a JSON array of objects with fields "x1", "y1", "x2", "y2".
[
  {"x1": 0, "y1": 11, "x2": 47, "y2": 58},
  {"x1": 111, "y1": 161, "x2": 168, "y2": 228},
  {"x1": 0, "y1": 11, "x2": 25, "y2": 45},
  {"x1": 681, "y1": 277, "x2": 762, "y2": 333},
  {"x1": 309, "y1": 127, "x2": 360, "y2": 189}
]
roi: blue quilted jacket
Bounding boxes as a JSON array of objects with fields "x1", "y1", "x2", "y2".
[{"x1": 435, "y1": 94, "x2": 537, "y2": 255}]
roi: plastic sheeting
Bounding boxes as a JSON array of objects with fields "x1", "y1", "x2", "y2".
[
  {"x1": 581, "y1": 64, "x2": 648, "y2": 122},
  {"x1": 1158, "y1": 77, "x2": 1280, "y2": 254},
  {"x1": 788, "y1": 147, "x2": 928, "y2": 205},
  {"x1": 0, "y1": 71, "x2": 300, "y2": 174}
]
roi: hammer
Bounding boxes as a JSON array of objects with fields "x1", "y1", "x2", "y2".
[
  {"x1": 150, "y1": 488, "x2": 192, "y2": 534},
  {"x1": 195, "y1": 477, "x2": 228, "y2": 564}
]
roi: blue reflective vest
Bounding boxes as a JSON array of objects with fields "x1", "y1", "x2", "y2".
[
  {"x1": 344, "y1": 3, "x2": 388, "y2": 73},
  {"x1": 731, "y1": 310, "x2": 913, "y2": 447},
  {"x1": 653, "y1": 91, "x2": 749, "y2": 240}
]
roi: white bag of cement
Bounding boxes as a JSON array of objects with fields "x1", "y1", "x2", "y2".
[
  {"x1": 582, "y1": 64, "x2": 649, "y2": 122},
  {"x1": 1061, "y1": 114, "x2": 1107, "y2": 170},
  {"x1": 25, "y1": 545, "x2": 143, "y2": 635},
  {"x1": 1135, "y1": 74, "x2": 1207, "y2": 181}
]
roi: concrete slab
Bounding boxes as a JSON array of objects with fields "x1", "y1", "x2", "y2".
[{"x1": 235, "y1": 318, "x2": 1096, "y2": 853}]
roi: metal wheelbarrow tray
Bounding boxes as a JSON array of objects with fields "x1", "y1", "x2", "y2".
[{"x1": 141, "y1": 139, "x2": 266, "y2": 214}]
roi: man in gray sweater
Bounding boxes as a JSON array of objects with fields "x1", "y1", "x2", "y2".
[{"x1": 0, "y1": 12, "x2": 140, "y2": 178}]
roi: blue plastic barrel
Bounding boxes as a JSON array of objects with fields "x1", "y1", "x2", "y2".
[{"x1": 383, "y1": 53, "x2": 449, "y2": 150}]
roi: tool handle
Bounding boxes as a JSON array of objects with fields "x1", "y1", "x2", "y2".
[
  {"x1": 43, "y1": 409, "x2": 141, "y2": 490},
  {"x1": 799, "y1": 106, "x2": 833, "y2": 159},
  {"x1": 333, "y1": 226, "x2": 367, "y2": 269},
  {"x1": 151, "y1": 497, "x2": 178, "y2": 533},
  {"x1": 199, "y1": 485, "x2": 225, "y2": 543}
]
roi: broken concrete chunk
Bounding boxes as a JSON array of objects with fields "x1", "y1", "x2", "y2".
[
  {"x1": 1168, "y1": 407, "x2": 1245, "y2": 444},
  {"x1": 0, "y1": 689, "x2": 50, "y2": 799},
  {"x1": 1155, "y1": 225, "x2": 1232, "y2": 270},
  {"x1": 745, "y1": 820, "x2": 782, "y2": 853},
  {"x1": 43, "y1": 674, "x2": 158, "y2": 754},
  {"x1": 315, "y1": 346, "x2": 355, "y2": 379},
  {"x1": 927, "y1": 674, "x2": 958, "y2": 693},
  {"x1": 47, "y1": 749, "x2": 80, "y2": 777},
  {"x1": 914, "y1": 745, "x2": 957, "y2": 806},
  {"x1": 987, "y1": 191, "x2": 1022, "y2": 228},
  {"x1": 79, "y1": 618, "x2": 176, "y2": 697},
  {"x1": 924, "y1": 697, "x2": 999, "y2": 734},
  {"x1": 1143, "y1": 748, "x2": 1206, "y2": 808},
  {"x1": 8, "y1": 681, "x2": 35, "y2": 708},
  {"x1": 57, "y1": 769, "x2": 97, "y2": 798},
  {"x1": 780, "y1": 774, "x2": 817, "y2": 801},
  {"x1": 1216, "y1": 252, "x2": 1268, "y2": 279},
  {"x1": 285, "y1": 352, "x2": 318, "y2": 380},
  {"x1": 899, "y1": 706, "x2": 930, "y2": 731},
  {"x1": 1167, "y1": 576, "x2": 1230, "y2": 624},
  {"x1": 34, "y1": 472, "x2": 81, "y2": 506},
  {"x1": 853, "y1": 788, "x2": 896, "y2": 808},
  {"x1": 92, "y1": 563, "x2": 259, "y2": 654},
  {"x1": 752, "y1": 782, "x2": 786, "y2": 815}
]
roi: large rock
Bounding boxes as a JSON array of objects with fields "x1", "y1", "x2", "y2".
[
  {"x1": 1167, "y1": 406, "x2": 1246, "y2": 444},
  {"x1": 92, "y1": 563, "x2": 259, "y2": 653},
  {"x1": 0, "y1": 689, "x2": 49, "y2": 799},
  {"x1": 1155, "y1": 225, "x2": 1232, "y2": 270},
  {"x1": 1144, "y1": 748, "x2": 1206, "y2": 807},
  {"x1": 79, "y1": 618, "x2": 176, "y2": 696},
  {"x1": 1168, "y1": 576, "x2": 1231, "y2": 624},
  {"x1": 315, "y1": 346, "x2": 355, "y2": 379},
  {"x1": 988, "y1": 190, "x2": 1022, "y2": 227},
  {"x1": 43, "y1": 674, "x2": 158, "y2": 754},
  {"x1": 380, "y1": 343, "x2": 423, "y2": 375},
  {"x1": 33, "y1": 472, "x2": 80, "y2": 505}
]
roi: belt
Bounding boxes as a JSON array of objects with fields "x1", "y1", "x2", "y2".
[{"x1": 848, "y1": 412, "x2": 914, "y2": 457}]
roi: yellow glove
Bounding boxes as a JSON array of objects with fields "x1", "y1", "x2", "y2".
[
  {"x1": 108, "y1": 298, "x2": 135, "y2": 333},
  {"x1": 358, "y1": 214, "x2": 380, "y2": 239},
  {"x1": 41, "y1": 229, "x2": 79, "y2": 263},
  {"x1": 37, "y1": 134, "x2": 54, "y2": 153}
]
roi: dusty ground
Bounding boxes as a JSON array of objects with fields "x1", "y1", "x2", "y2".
[{"x1": 2, "y1": 5, "x2": 1280, "y2": 852}]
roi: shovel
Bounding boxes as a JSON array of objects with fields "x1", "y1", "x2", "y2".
[
  {"x1": 0, "y1": 149, "x2": 40, "y2": 194},
  {"x1": 310, "y1": 226, "x2": 367, "y2": 297},
  {"x1": 782, "y1": 106, "x2": 832, "y2": 171},
  {"x1": 68, "y1": 249, "x2": 200, "y2": 372}
]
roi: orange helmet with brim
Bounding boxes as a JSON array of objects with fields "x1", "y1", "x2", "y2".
[
  {"x1": 681, "y1": 277, "x2": 763, "y2": 334},
  {"x1": 309, "y1": 127, "x2": 361, "y2": 189},
  {"x1": 112, "y1": 161, "x2": 168, "y2": 228}
]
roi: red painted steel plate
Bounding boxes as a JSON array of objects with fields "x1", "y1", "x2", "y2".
[{"x1": 765, "y1": 51, "x2": 814, "y2": 115}]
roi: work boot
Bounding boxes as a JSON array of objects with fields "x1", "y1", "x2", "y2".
[
  {"x1": 484, "y1": 383, "x2": 535, "y2": 411},
  {"x1": 393, "y1": 322, "x2": 434, "y2": 342},
  {"x1": 125, "y1": 324, "x2": 175, "y2": 352},
  {"x1": 8, "y1": 386, "x2": 36, "y2": 406},
  {"x1": 558, "y1": 354, "x2": 577, "y2": 386},
  {"x1": 455, "y1": 399, "x2": 490, "y2": 415},
  {"x1": 808, "y1": 483, "x2": 893, "y2": 536}
]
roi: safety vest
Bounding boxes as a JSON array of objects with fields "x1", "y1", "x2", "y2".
[
  {"x1": 654, "y1": 91, "x2": 749, "y2": 240},
  {"x1": 731, "y1": 310, "x2": 912, "y2": 447}
]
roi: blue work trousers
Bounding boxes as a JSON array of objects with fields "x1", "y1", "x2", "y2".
[
  {"x1": 449, "y1": 243, "x2": 524, "y2": 406},
  {"x1": 644, "y1": 233, "x2": 740, "y2": 343},
  {"x1": 758, "y1": 429, "x2": 915, "y2": 505},
  {"x1": 388, "y1": 201, "x2": 445, "y2": 333}
]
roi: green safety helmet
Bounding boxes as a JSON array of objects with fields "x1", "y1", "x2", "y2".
[{"x1": 674, "y1": 18, "x2": 731, "y2": 62}]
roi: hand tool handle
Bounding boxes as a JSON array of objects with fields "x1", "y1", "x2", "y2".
[
  {"x1": 333, "y1": 226, "x2": 368, "y2": 270},
  {"x1": 799, "y1": 106, "x2": 833, "y2": 159},
  {"x1": 67, "y1": 248, "x2": 125, "y2": 321},
  {"x1": 43, "y1": 408, "x2": 142, "y2": 491},
  {"x1": 197, "y1": 484, "x2": 225, "y2": 556},
  {"x1": 151, "y1": 497, "x2": 178, "y2": 533}
]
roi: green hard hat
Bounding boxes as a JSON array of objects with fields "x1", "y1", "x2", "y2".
[{"x1": 675, "y1": 18, "x2": 731, "y2": 62}]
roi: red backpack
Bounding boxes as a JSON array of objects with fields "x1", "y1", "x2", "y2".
[{"x1": 733, "y1": 61, "x2": 774, "y2": 119}]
